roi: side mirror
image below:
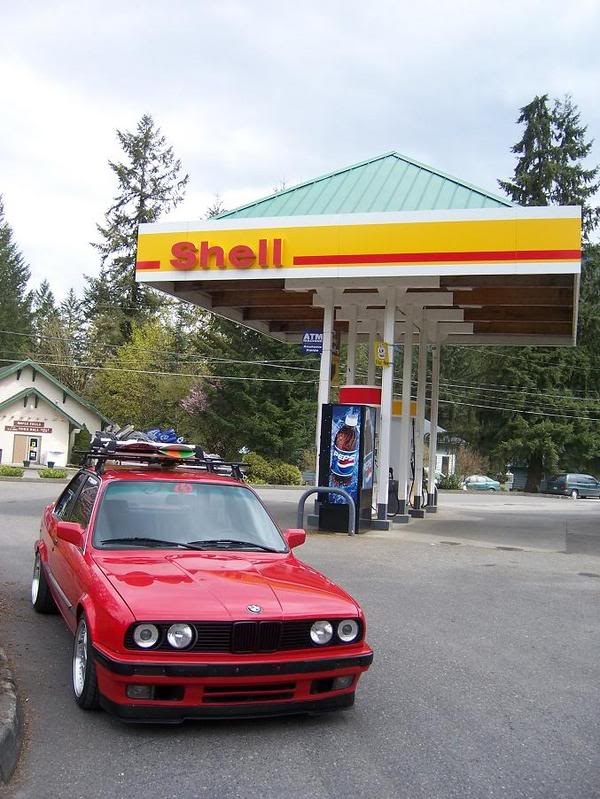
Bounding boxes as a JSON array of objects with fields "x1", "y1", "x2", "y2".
[
  {"x1": 284, "y1": 528, "x2": 306, "y2": 549},
  {"x1": 56, "y1": 521, "x2": 84, "y2": 549}
]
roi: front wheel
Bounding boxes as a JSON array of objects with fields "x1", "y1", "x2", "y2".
[
  {"x1": 570, "y1": 489, "x2": 579, "y2": 500},
  {"x1": 72, "y1": 615, "x2": 99, "y2": 710},
  {"x1": 31, "y1": 551, "x2": 57, "y2": 614}
]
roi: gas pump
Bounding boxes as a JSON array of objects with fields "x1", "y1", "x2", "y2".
[{"x1": 389, "y1": 401, "x2": 420, "y2": 516}]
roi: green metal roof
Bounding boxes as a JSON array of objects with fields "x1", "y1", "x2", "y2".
[
  {"x1": 0, "y1": 359, "x2": 111, "y2": 424},
  {"x1": 217, "y1": 151, "x2": 512, "y2": 219}
]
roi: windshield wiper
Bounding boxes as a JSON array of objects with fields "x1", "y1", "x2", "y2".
[
  {"x1": 186, "y1": 539, "x2": 281, "y2": 553},
  {"x1": 99, "y1": 537, "x2": 205, "y2": 550}
]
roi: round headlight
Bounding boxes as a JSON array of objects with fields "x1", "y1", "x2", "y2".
[
  {"x1": 133, "y1": 623, "x2": 159, "y2": 649},
  {"x1": 310, "y1": 620, "x2": 333, "y2": 645},
  {"x1": 337, "y1": 619, "x2": 359, "y2": 643},
  {"x1": 167, "y1": 623, "x2": 194, "y2": 649}
]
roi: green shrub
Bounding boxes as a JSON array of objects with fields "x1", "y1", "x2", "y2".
[
  {"x1": 438, "y1": 473, "x2": 463, "y2": 490},
  {"x1": 243, "y1": 453, "x2": 303, "y2": 485},
  {"x1": 269, "y1": 462, "x2": 302, "y2": 486},
  {"x1": 0, "y1": 465, "x2": 24, "y2": 477},
  {"x1": 39, "y1": 468, "x2": 68, "y2": 479},
  {"x1": 243, "y1": 453, "x2": 273, "y2": 483},
  {"x1": 70, "y1": 425, "x2": 92, "y2": 462}
]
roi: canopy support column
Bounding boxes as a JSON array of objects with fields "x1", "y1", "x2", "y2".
[
  {"x1": 426, "y1": 341, "x2": 441, "y2": 512},
  {"x1": 396, "y1": 314, "x2": 414, "y2": 522},
  {"x1": 315, "y1": 289, "x2": 334, "y2": 475},
  {"x1": 346, "y1": 306, "x2": 358, "y2": 384},
  {"x1": 374, "y1": 290, "x2": 396, "y2": 529},
  {"x1": 367, "y1": 320, "x2": 377, "y2": 385},
  {"x1": 410, "y1": 325, "x2": 428, "y2": 518}
]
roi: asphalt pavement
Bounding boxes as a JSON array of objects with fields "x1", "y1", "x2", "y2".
[{"x1": 0, "y1": 482, "x2": 599, "y2": 799}]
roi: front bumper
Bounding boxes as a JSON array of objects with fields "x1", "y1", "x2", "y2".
[
  {"x1": 92, "y1": 646, "x2": 373, "y2": 722},
  {"x1": 99, "y1": 692, "x2": 355, "y2": 722}
]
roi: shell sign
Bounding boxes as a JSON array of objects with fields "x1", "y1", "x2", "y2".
[{"x1": 136, "y1": 207, "x2": 581, "y2": 282}]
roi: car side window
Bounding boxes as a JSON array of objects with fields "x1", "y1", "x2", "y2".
[
  {"x1": 55, "y1": 473, "x2": 88, "y2": 519},
  {"x1": 66, "y1": 475, "x2": 100, "y2": 528}
]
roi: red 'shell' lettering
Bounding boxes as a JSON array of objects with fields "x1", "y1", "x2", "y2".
[
  {"x1": 169, "y1": 239, "x2": 283, "y2": 270},
  {"x1": 170, "y1": 241, "x2": 197, "y2": 269}
]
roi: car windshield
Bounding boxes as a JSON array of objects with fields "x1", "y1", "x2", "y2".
[{"x1": 93, "y1": 481, "x2": 286, "y2": 552}]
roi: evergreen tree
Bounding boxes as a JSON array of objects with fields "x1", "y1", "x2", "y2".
[
  {"x1": 0, "y1": 196, "x2": 32, "y2": 363},
  {"x1": 478, "y1": 94, "x2": 600, "y2": 490},
  {"x1": 60, "y1": 288, "x2": 85, "y2": 340},
  {"x1": 30, "y1": 279, "x2": 60, "y2": 361},
  {"x1": 499, "y1": 94, "x2": 599, "y2": 238},
  {"x1": 498, "y1": 95, "x2": 554, "y2": 206},
  {"x1": 551, "y1": 96, "x2": 600, "y2": 237},
  {"x1": 90, "y1": 114, "x2": 189, "y2": 340},
  {"x1": 205, "y1": 194, "x2": 226, "y2": 219}
]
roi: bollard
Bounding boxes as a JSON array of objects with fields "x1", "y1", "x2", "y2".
[{"x1": 296, "y1": 487, "x2": 356, "y2": 536}]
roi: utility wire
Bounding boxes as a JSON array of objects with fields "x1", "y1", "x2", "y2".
[
  {"x1": 435, "y1": 396, "x2": 600, "y2": 422},
  {"x1": 437, "y1": 376, "x2": 600, "y2": 401},
  {"x1": 0, "y1": 330, "x2": 319, "y2": 371},
  {"x1": 0, "y1": 358, "x2": 318, "y2": 385}
]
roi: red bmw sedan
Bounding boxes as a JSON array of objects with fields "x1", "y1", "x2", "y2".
[{"x1": 32, "y1": 456, "x2": 372, "y2": 722}]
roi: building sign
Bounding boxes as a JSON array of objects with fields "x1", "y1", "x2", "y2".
[
  {"x1": 5, "y1": 421, "x2": 52, "y2": 433},
  {"x1": 301, "y1": 330, "x2": 323, "y2": 354},
  {"x1": 136, "y1": 207, "x2": 581, "y2": 282}
]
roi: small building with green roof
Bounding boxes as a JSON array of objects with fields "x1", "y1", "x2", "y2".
[{"x1": 0, "y1": 359, "x2": 110, "y2": 467}]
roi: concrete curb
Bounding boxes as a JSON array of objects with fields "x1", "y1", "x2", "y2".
[
  {"x1": 0, "y1": 647, "x2": 23, "y2": 784},
  {"x1": 0, "y1": 476, "x2": 70, "y2": 483}
]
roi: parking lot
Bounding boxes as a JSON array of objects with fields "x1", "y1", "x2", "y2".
[{"x1": 1, "y1": 482, "x2": 599, "y2": 799}]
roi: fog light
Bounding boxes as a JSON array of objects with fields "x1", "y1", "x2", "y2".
[
  {"x1": 332, "y1": 675, "x2": 354, "y2": 690},
  {"x1": 126, "y1": 684, "x2": 155, "y2": 699}
]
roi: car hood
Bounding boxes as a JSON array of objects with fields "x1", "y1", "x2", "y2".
[{"x1": 92, "y1": 551, "x2": 359, "y2": 621}]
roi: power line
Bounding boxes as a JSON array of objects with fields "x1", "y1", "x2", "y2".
[
  {"x1": 393, "y1": 390, "x2": 600, "y2": 422},
  {"x1": 436, "y1": 395, "x2": 600, "y2": 422},
  {"x1": 436, "y1": 379, "x2": 600, "y2": 406},
  {"x1": 0, "y1": 358, "x2": 318, "y2": 385},
  {"x1": 437, "y1": 376, "x2": 600, "y2": 402},
  {"x1": 0, "y1": 330, "x2": 319, "y2": 371}
]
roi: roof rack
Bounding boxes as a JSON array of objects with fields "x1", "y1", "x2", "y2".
[{"x1": 77, "y1": 432, "x2": 246, "y2": 481}]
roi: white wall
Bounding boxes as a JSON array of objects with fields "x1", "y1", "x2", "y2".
[{"x1": 436, "y1": 453, "x2": 456, "y2": 476}]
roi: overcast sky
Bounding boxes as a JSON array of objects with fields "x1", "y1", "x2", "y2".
[{"x1": 2, "y1": 0, "x2": 599, "y2": 298}]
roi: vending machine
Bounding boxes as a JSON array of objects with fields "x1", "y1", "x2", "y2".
[{"x1": 317, "y1": 404, "x2": 377, "y2": 532}]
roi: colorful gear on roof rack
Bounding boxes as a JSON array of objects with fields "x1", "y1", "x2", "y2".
[{"x1": 77, "y1": 429, "x2": 246, "y2": 480}]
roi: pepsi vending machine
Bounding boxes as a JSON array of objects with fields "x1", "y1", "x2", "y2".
[{"x1": 318, "y1": 404, "x2": 377, "y2": 532}]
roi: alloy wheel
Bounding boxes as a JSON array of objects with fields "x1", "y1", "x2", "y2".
[
  {"x1": 31, "y1": 553, "x2": 41, "y2": 605},
  {"x1": 73, "y1": 618, "x2": 88, "y2": 698}
]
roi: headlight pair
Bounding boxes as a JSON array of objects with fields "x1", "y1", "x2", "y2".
[
  {"x1": 132, "y1": 622, "x2": 194, "y2": 650},
  {"x1": 310, "y1": 618, "x2": 360, "y2": 645}
]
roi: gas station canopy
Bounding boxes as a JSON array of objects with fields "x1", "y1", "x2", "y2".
[
  {"x1": 136, "y1": 151, "x2": 582, "y2": 527},
  {"x1": 136, "y1": 152, "x2": 581, "y2": 347}
]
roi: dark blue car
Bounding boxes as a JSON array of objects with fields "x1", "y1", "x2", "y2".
[{"x1": 544, "y1": 473, "x2": 600, "y2": 499}]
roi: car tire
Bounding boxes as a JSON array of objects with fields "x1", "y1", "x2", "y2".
[
  {"x1": 570, "y1": 489, "x2": 579, "y2": 499},
  {"x1": 31, "y1": 550, "x2": 57, "y2": 614},
  {"x1": 72, "y1": 615, "x2": 100, "y2": 710}
]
